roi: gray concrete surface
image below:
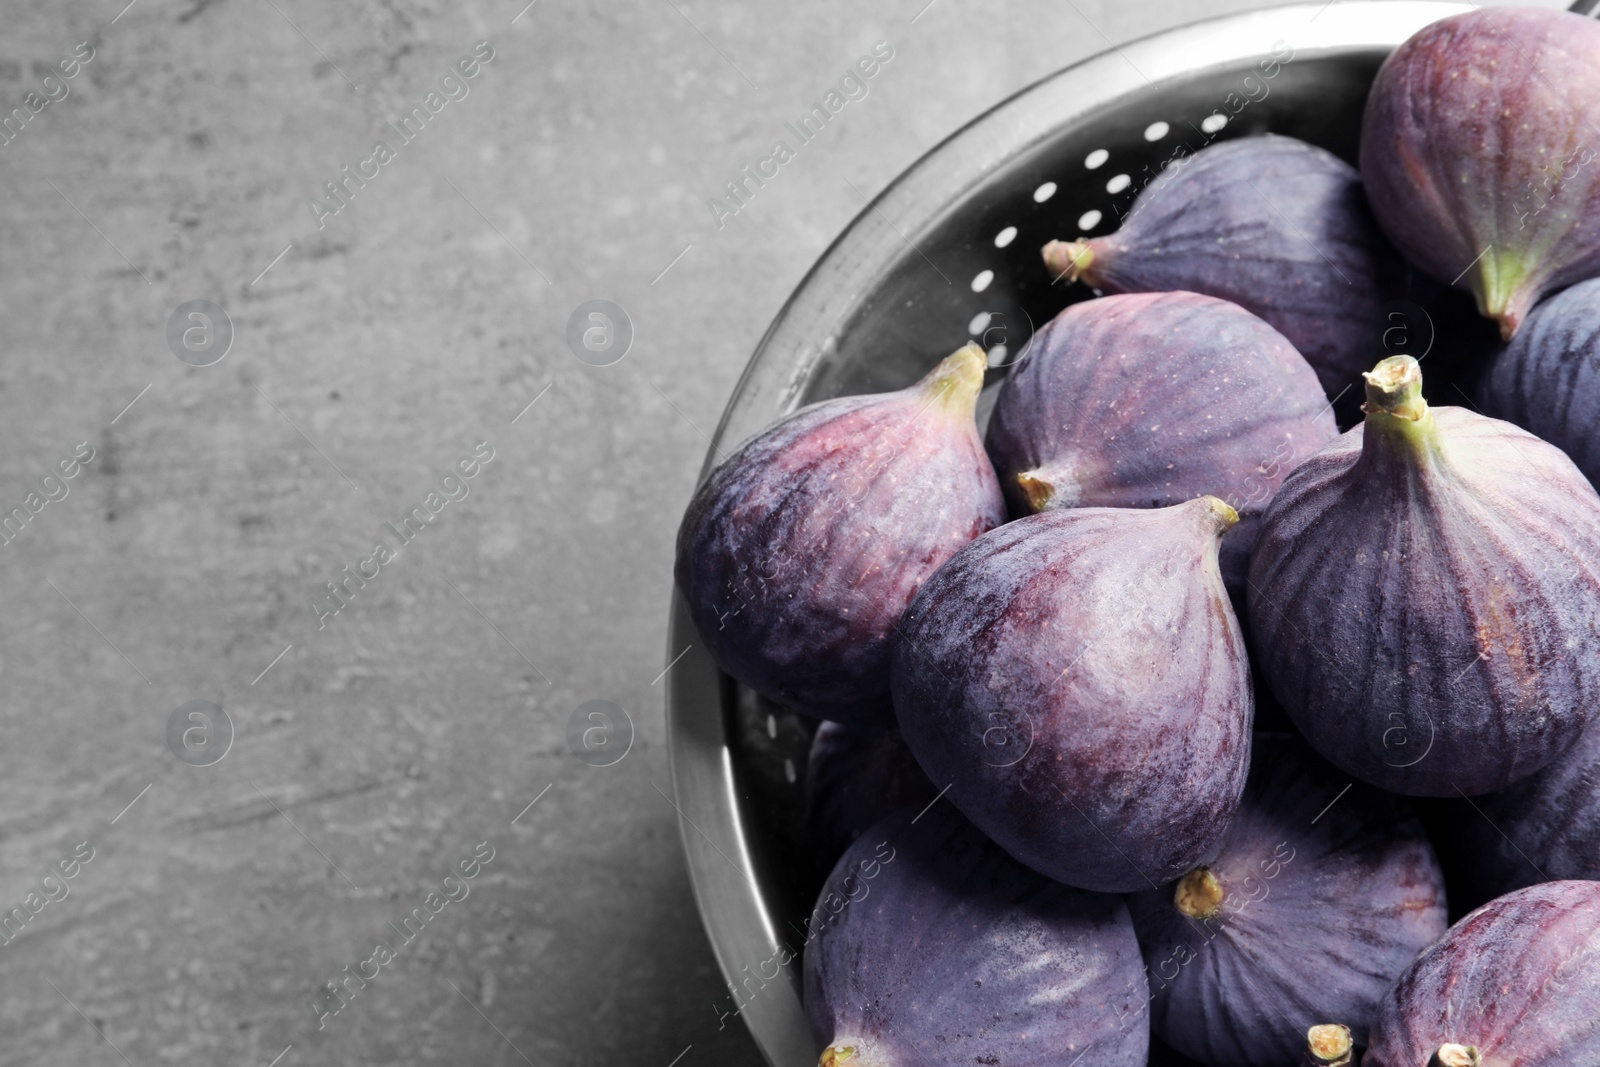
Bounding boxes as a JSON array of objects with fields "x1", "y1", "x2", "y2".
[{"x1": 0, "y1": 0, "x2": 1562, "y2": 1064}]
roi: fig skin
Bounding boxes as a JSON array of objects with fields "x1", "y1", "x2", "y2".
[
  {"x1": 1451, "y1": 717, "x2": 1600, "y2": 903},
  {"x1": 1479, "y1": 277, "x2": 1600, "y2": 488},
  {"x1": 1127, "y1": 734, "x2": 1447, "y2": 1067},
  {"x1": 674, "y1": 344, "x2": 1005, "y2": 728},
  {"x1": 803, "y1": 721, "x2": 937, "y2": 872},
  {"x1": 1360, "y1": 7, "x2": 1600, "y2": 341},
  {"x1": 802, "y1": 803, "x2": 1149, "y2": 1067},
  {"x1": 985, "y1": 291, "x2": 1334, "y2": 594},
  {"x1": 1247, "y1": 355, "x2": 1600, "y2": 796},
  {"x1": 891, "y1": 496, "x2": 1252, "y2": 893},
  {"x1": 1365, "y1": 880, "x2": 1600, "y2": 1067},
  {"x1": 1042, "y1": 134, "x2": 1401, "y2": 402}
]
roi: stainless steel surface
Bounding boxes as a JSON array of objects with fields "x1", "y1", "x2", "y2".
[{"x1": 665, "y1": 4, "x2": 1472, "y2": 1064}]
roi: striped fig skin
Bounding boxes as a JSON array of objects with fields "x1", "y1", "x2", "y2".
[
  {"x1": 1360, "y1": 7, "x2": 1600, "y2": 340},
  {"x1": 802, "y1": 804, "x2": 1149, "y2": 1067},
  {"x1": 891, "y1": 497, "x2": 1252, "y2": 893},
  {"x1": 985, "y1": 291, "x2": 1335, "y2": 593},
  {"x1": 804, "y1": 721, "x2": 936, "y2": 872},
  {"x1": 675, "y1": 346, "x2": 1005, "y2": 728},
  {"x1": 1365, "y1": 881, "x2": 1600, "y2": 1067},
  {"x1": 1247, "y1": 362, "x2": 1600, "y2": 796},
  {"x1": 1480, "y1": 277, "x2": 1600, "y2": 488},
  {"x1": 1042, "y1": 135, "x2": 1400, "y2": 401},
  {"x1": 1451, "y1": 718, "x2": 1600, "y2": 904},
  {"x1": 1127, "y1": 734, "x2": 1447, "y2": 1067}
]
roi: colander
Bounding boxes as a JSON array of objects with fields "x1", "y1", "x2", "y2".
[{"x1": 666, "y1": 3, "x2": 1482, "y2": 1063}]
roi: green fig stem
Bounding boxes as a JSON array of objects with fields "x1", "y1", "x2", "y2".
[
  {"x1": 820, "y1": 1044, "x2": 859, "y2": 1067},
  {"x1": 1305, "y1": 1024, "x2": 1353, "y2": 1066},
  {"x1": 1474, "y1": 248, "x2": 1532, "y2": 341},
  {"x1": 917, "y1": 342, "x2": 987, "y2": 417},
  {"x1": 1197, "y1": 495, "x2": 1240, "y2": 536},
  {"x1": 1174, "y1": 867, "x2": 1226, "y2": 919},
  {"x1": 1429, "y1": 1045, "x2": 1483, "y2": 1067},
  {"x1": 1042, "y1": 238, "x2": 1096, "y2": 284},
  {"x1": 1361, "y1": 355, "x2": 1441, "y2": 456}
]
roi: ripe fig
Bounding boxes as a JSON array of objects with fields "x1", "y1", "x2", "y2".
[
  {"x1": 675, "y1": 344, "x2": 1005, "y2": 728},
  {"x1": 1360, "y1": 7, "x2": 1600, "y2": 340},
  {"x1": 1364, "y1": 880, "x2": 1600, "y2": 1067},
  {"x1": 803, "y1": 721, "x2": 936, "y2": 872},
  {"x1": 802, "y1": 803, "x2": 1149, "y2": 1067},
  {"x1": 1479, "y1": 277, "x2": 1600, "y2": 488},
  {"x1": 1041, "y1": 134, "x2": 1400, "y2": 402},
  {"x1": 1126, "y1": 733, "x2": 1447, "y2": 1067},
  {"x1": 891, "y1": 495, "x2": 1252, "y2": 893},
  {"x1": 985, "y1": 290, "x2": 1335, "y2": 593},
  {"x1": 1247, "y1": 354, "x2": 1600, "y2": 796},
  {"x1": 1450, "y1": 718, "x2": 1600, "y2": 903}
]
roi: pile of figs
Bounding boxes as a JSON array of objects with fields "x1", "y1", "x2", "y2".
[{"x1": 675, "y1": 7, "x2": 1600, "y2": 1066}]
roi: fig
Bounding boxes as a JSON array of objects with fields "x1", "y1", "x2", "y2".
[
  {"x1": 803, "y1": 721, "x2": 937, "y2": 872},
  {"x1": 675, "y1": 343, "x2": 1005, "y2": 727},
  {"x1": 1041, "y1": 134, "x2": 1400, "y2": 402},
  {"x1": 1364, "y1": 880, "x2": 1600, "y2": 1067},
  {"x1": 1451, "y1": 717, "x2": 1600, "y2": 903},
  {"x1": 891, "y1": 495, "x2": 1252, "y2": 893},
  {"x1": 1126, "y1": 733, "x2": 1447, "y2": 1067},
  {"x1": 1479, "y1": 277, "x2": 1600, "y2": 488},
  {"x1": 985, "y1": 291, "x2": 1334, "y2": 594},
  {"x1": 1360, "y1": 6, "x2": 1600, "y2": 340},
  {"x1": 802, "y1": 803, "x2": 1148, "y2": 1067},
  {"x1": 1247, "y1": 354, "x2": 1600, "y2": 796}
]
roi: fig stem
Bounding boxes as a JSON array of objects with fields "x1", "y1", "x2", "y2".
[
  {"x1": 1174, "y1": 867, "x2": 1226, "y2": 919},
  {"x1": 1429, "y1": 1045, "x2": 1482, "y2": 1067},
  {"x1": 819, "y1": 1044, "x2": 858, "y2": 1067},
  {"x1": 1362, "y1": 355, "x2": 1427, "y2": 421},
  {"x1": 1016, "y1": 470, "x2": 1058, "y2": 512},
  {"x1": 1198, "y1": 495, "x2": 1240, "y2": 534},
  {"x1": 1042, "y1": 238, "x2": 1095, "y2": 284},
  {"x1": 1305, "y1": 1024, "x2": 1353, "y2": 1066},
  {"x1": 1359, "y1": 355, "x2": 1441, "y2": 459},
  {"x1": 916, "y1": 342, "x2": 987, "y2": 418}
]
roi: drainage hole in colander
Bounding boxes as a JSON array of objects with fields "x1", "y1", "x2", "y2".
[
  {"x1": 971, "y1": 269, "x2": 995, "y2": 292},
  {"x1": 1033, "y1": 181, "x2": 1058, "y2": 203},
  {"x1": 1144, "y1": 121, "x2": 1170, "y2": 141},
  {"x1": 994, "y1": 225, "x2": 1018, "y2": 248},
  {"x1": 1077, "y1": 209, "x2": 1102, "y2": 231},
  {"x1": 987, "y1": 344, "x2": 1008, "y2": 366},
  {"x1": 1085, "y1": 148, "x2": 1109, "y2": 170},
  {"x1": 1106, "y1": 173, "x2": 1131, "y2": 194},
  {"x1": 1201, "y1": 113, "x2": 1228, "y2": 134},
  {"x1": 969, "y1": 311, "x2": 993, "y2": 335}
]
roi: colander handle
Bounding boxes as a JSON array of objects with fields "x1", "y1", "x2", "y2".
[{"x1": 1571, "y1": 0, "x2": 1600, "y2": 16}]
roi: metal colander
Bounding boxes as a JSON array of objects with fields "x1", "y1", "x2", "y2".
[{"x1": 666, "y1": 3, "x2": 1479, "y2": 1063}]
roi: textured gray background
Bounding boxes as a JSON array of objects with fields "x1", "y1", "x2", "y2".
[{"x1": 0, "y1": 0, "x2": 1559, "y2": 1065}]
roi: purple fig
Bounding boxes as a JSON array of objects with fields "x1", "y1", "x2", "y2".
[
  {"x1": 1451, "y1": 717, "x2": 1600, "y2": 902},
  {"x1": 675, "y1": 344, "x2": 1005, "y2": 728},
  {"x1": 1479, "y1": 276, "x2": 1600, "y2": 488},
  {"x1": 802, "y1": 803, "x2": 1149, "y2": 1067},
  {"x1": 1364, "y1": 880, "x2": 1600, "y2": 1067},
  {"x1": 1127, "y1": 733, "x2": 1447, "y2": 1067},
  {"x1": 891, "y1": 495, "x2": 1252, "y2": 893},
  {"x1": 1360, "y1": 7, "x2": 1600, "y2": 340},
  {"x1": 1247, "y1": 354, "x2": 1600, "y2": 796},
  {"x1": 803, "y1": 721, "x2": 937, "y2": 872},
  {"x1": 1041, "y1": 134, "x2": 1401, "y2": 401},
  {"x1": 985, "y1": 290, "x2": 1335, "y2": 593}
]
